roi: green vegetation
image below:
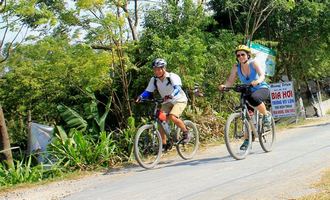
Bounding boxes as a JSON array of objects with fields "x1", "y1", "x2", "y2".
[
  {"x1": 0, "y1": 154, "x2": 64, "y2": 187},
  {"x1": 0, "y1": 0, "x2": 329, "y2": 188}
]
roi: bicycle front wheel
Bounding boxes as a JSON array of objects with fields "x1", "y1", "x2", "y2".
[
  {"x1": 259, "y1": 111, "x2": 276, "y2": 152},
  {"x1": 134, "y1": 124, "x2": 162, "y2": 169},
  {"x1": 176, "y1": 120, "x2": 199, "y2": 160},
  {"x1": 224, "y1": 113, "x2": 252, "y2": 160}
]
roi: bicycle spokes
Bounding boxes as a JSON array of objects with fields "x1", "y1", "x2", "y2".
[
  {"x1": 134, "y1": 126, "x2": 162, "y2": 169},
  {"x1": 259, "y1": 115, "x2": 275, "y2": 152},
  {"x1": 176, "y1": 120, "x2": 199, "y2": 160},
  {"x1": 224, "y1": 113, "x2": 251, "y2": 160}
]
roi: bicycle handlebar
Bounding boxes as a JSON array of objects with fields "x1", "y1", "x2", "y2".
[{"x1": 221, "y1": 84, "x2": 252, "y2": 93}]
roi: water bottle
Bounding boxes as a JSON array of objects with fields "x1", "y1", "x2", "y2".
[{"x1": 162, "y1": 121, "x2": 171, "y2": 134}]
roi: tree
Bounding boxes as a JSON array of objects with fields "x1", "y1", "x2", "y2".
[
  {"x1": 267, "y1": 1, "x2": 330, "y2": 82},
  {"x1": 0, "y1": 37, "x2": 112, "y2": 146},
  {"x1": 209, "y1": 0, "x2": 295, "y2": 42},
  {"x1": 0, "y1": 0, "x2": 59, "y2": 63},
  {"x1": 0, "y1": 106, "x2": 13, "y2": 167}
]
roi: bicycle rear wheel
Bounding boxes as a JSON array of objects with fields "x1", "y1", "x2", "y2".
[
  {"x1": 134, "y1": 124, "x2": 162, "y2": 169},
  {"x1": 176, "y1": 120, "x2": 199, "y2": 160},
  {"x1": 259, "y1": 111, "x2": 275, "y2": 152},
  {"x1": 224, "y1": 113, "x2": 252, "y2": 160}
]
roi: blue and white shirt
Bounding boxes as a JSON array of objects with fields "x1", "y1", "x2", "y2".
[{"x1": 144, "y1": 72, "x2": 187, "y2": 103}]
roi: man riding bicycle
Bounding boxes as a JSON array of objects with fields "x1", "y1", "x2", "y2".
[
  {"x1": 219, "y1": 45, "x2": 271, "y2": 150},
  {"x1": 136, "y1": 58, "x2": 190, "y2": 150}
]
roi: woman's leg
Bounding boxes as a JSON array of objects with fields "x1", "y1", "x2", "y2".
[
  {"x1": 256, "y1": 102, "x2": 267, "y2": 115},
  {"x1": 246, "y1": 88, "x2": 270, "y2": 115}
]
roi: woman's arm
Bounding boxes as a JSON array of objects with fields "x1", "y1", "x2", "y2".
[
  {"x1": 225, "y1": 64, "x2": 238, "y2": 87},
  {"x1": 219, "y1": 64, "x2": 237, "y2": 90},
  {"x1": 251, "y1": 61, "x2": 265, "y2": 86}
]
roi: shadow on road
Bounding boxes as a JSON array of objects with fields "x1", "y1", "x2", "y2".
[
  {"x1": 103, "y1": 154, "x2": 236, "y2": 175},
  {"x1": 159, "y1": 155, "x2": 235, "y2": 169}
]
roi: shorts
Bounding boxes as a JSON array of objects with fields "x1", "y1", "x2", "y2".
[
  {"x1": 246, "y1": 88, "x2": 270, "y2": 107},
  {"x1": 161, "y1": 102, "x2": 187, "y2": 118}
]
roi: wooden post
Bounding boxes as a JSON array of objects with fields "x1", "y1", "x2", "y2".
[
  {"x1": 0, "y1": 106, "x2": 14, "y2": 168},
  {"x1": 27, "y1": 110, "x2": 32, "y2": 154}
]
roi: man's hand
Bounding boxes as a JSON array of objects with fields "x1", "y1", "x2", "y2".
[
  {"x1": 135, "y1": 96, "x2": 142, "y2": 103},
  {"x1": 218, "y1": 84, "x2": 226, "y2": 91},
  {"x1": 163, "y1": 95, "x2": 172, "y2": 102}
]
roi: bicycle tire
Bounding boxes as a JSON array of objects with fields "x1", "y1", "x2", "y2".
[
  {"x1": 134, "y1": 124, "x2": 162, "y2": 169},
  {"x1": 259, "y1": 111, "x2": 276, "y2": 152},
  {"x1": 224, "y1": 113, "x2": 252, "y2": 160},
  {"x1": 176, "y1": 120, "x2": 199, "y2": 160}
]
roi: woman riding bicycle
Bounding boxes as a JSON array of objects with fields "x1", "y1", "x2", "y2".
[
  {"x1": 219, "y1": 45, "x2": 271, "y2": 150},
  {"x1": 136, "y1": 58, "x2": 190, "y2": 151}
]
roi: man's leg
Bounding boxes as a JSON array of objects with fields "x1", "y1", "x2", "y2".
[
  {"x1": 168, "y1": 102, "x2": 190, "y2": 143},
  {"x1": 158, "y1": 126, "x2": 167, "y2": 145},
  {"x1": 168, "y1": 114, "x2": 187, "y2": 132}
]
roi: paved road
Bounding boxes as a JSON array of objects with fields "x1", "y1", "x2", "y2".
[{"x1": 64, "y1": 121, "x2": 330, "y2": 200}]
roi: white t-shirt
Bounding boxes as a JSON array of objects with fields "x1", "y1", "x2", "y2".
[{"x1": 145, "y1": 72, "x2": 188, "y2": 103}]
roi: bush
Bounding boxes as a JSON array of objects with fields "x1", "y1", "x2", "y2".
[
  {"x1": 0, "y1": 155, "x2": 63, "y2": 187},
  {"x1": 49, "y1": 130, "x2": 118, "y2": 170}
]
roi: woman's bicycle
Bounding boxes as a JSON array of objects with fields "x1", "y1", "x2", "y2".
[
  {"x1": 222, "y1": 84, "x2": 275, "y2": 160},
  {"x1": 134, "y1": 99, "x2": 199, "y2": 169}
]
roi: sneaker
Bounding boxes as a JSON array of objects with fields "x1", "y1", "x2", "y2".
[
  {"x1": 263, "y1": 114, "x2": 272, "y2": 129},
  {"x1": 182, "y1": 131, "x2": 191, "y2": 144},
  {"x1": 240, "y1": 139, "x2": 249, "y2": 150},
  {"x1": 162, "y1": 143, "x2": 169, "y2": 152}
]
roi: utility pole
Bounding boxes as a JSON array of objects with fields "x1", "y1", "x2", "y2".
[{"x1": 0, "y1": 106, "x2": 14, "y2": 168}]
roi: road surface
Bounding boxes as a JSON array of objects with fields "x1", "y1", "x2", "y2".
[
  {"x1": 66, "y1": 121, "x2": 330, "y2": 200},
  {"x1": 1, "y1": 119, "x2": 329, "y2": 200}
]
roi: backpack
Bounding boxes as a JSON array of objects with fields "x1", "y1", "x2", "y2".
[
  {"x1": 153, "y1": 73, "x2": 190, "y2": 101},
  {"x1": 153, "y1": 75, "x2": 172, "y2": 90}
]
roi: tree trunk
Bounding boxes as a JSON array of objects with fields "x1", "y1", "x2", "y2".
[{"x1": 0, "y1": 106, "x2": 14, "y2": 168}]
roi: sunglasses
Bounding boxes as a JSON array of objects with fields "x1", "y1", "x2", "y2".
[{"x1": 236, "y1": 53, "x2": 247, "y2": 58}]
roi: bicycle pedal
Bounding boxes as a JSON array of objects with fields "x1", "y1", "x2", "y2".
[{"x1": 175, "y1": 138, "x2": 184, "y2": 145}]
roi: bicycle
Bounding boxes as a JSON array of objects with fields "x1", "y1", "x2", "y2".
[
  {"x1": 222, "y1": 84, "x2": 276, "y2": 160},
  {"x1": 134, "y1": 99, "x2": 199, "y2": 169}
]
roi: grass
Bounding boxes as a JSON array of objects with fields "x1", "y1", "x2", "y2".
[
  {"x1": 275, "y1": 115, "x2": 330, "y2": 132},
  {"x1": 298, "y1": 169, "x2": 330, "y2": 200}
]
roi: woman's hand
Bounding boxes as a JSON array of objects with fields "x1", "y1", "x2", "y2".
[{"x1": 250, "y1": 80, "x2": 259, "y2": 87}]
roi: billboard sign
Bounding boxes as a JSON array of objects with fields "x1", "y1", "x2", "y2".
[
  {"x1": 270, "y1": 82, "x2": 296, "y2": 118},
  {"x1": 250, "y1": 42, "x2": 276, "y2": 77}
]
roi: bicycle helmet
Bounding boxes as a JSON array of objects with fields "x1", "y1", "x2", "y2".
[
  {"x1": 235, "y1": 45, "x2": 251, "y2": 54},
  {"x1": 152, "y1": 58, "x2": 167, "y2": 68}
]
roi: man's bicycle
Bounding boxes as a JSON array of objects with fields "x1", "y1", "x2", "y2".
[
  {"x1": 134, "y1": 99, "x2": 199, "y2": 169},
  {"x1": 222, "y1": 84, "x2": 275, "y2": 160}
]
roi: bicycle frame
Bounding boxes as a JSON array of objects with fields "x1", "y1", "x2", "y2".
[
  {"x1": 147, "y1": 99, "x2": 177, "y2": 143},
  {"x1": 135, "y1": 98, "x2": 199, "y2": 168},
  {"x1": 226, "y1": 84, "x2": 262, "y2": 139},
  {"x1": 238, "y1": 94, "x2": 260, "y2": 139},
  {"x1": 223, "y1": 84, "x2": 275, "y2": 160}
]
